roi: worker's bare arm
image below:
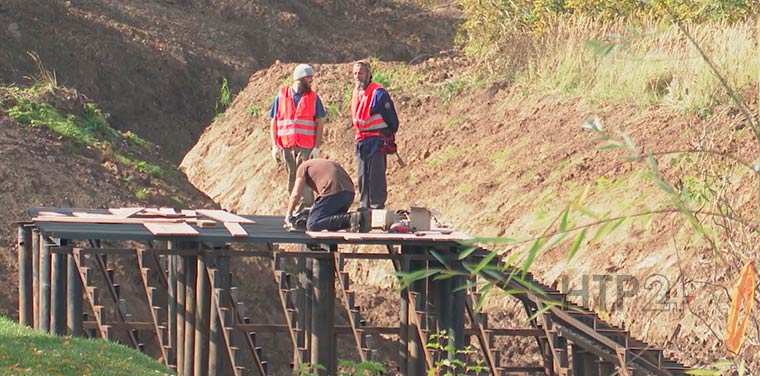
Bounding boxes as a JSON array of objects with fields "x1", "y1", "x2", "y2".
[{"x1": 286, "y1": 176, "x2": 306, "y2": 218}]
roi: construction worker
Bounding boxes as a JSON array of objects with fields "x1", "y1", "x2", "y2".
[
  {"x1": 351, "y1": 60, "x2": 399, "y2": 210},
  {"x1": 285, "y1": 158, "x2": 361, "y2": 231},
  {"x1": 270, "y1": 63, "x2": 327, "y2": 211}
]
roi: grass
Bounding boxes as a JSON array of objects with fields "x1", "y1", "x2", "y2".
[
  {"x1": 369, "y1": 61, "x2": 424, "y2": 93},
  {"x1": 519, "y1": 17, "x2": 759, "y2": 113},
  {"x1": 0, "y1": 316, "x2": 169, "y2": 375},
  {"x1": 425, "y1": 145, "x2": 466, "y2": 168},
  {"x1": 2, "y1": 83, "x2": 168, "y2": 180},
  {"x1": 134, "y1": 187, "x2": 151, "y2": 200}
]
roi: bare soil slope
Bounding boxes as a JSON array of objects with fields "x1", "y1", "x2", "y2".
[
  {"x1": 0, "y1": 108, "x2": 214, "y2": 318},
  {"x1": 182, "y1": 59, "x2": 760, "y2": 370},
  {"x1": 0, "y1": 0, "x2": 459, "y2": 161}
]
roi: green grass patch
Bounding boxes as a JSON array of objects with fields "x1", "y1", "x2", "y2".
[
  {"x1": 426, "y1": 145, "x2": 466, "y2": 168},
  {"x1": 248, "y1": 103, "x2": 262, "y2": 117},
  {"x1": 520, "y1": 18, "x2": 759, "y2": 114},
  {"x1": 215, "y1": 77, "x2": 232, "y2": 114},
  {"x1": 489, "y1": 148, "x2": 511, "y2": 168},
  {"x1": 369, "y1": 61, "x2": 424, "y2": 93},
  {"x1": 134, "y1": 187, "x2": 151, "y2": 200},
  {"x1": 0, "y1": 316, "x2": 169, "y2": 375},
  {"x1": 122, "y1": 130, "x2": 151, "y2": 149},
  {"x1": 2, "y1": 84, "x2": 168, "y2": 180}
]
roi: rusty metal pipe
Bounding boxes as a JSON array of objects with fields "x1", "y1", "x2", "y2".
[
  {"x1": 18, "y1": 226, "x2": 33, "y2": 326},
  {"x1": 194, "y1": 252, "x2": 211, "y2": 375},
  {"x1": 67, "y1": 247, "x2": 82, "y2": 336}
]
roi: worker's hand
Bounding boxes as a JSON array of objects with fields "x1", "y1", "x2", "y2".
[
  {"x1": 310, "y1": 147, "x2": 320, "y2": 159},
  {"x1": 271, "y1": 145, "x2": 281, "y2": 164}
]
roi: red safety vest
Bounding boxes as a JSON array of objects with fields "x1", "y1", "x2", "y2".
[
  {"x1": 351, "y1": 82, "x2": 388, "y2": 141},
  {"x1": 275, "y1": 87, "x2": 318, "y2": 149}
]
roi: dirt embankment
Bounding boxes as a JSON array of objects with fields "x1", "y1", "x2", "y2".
[
  {"x1": 182, "y1": 59, "x2": 760, "y2": 370},
  {"x1": 0, "y1": 107, "x2": 215, "y2": 318},
  {"x1": 0, "y1": 0, "x2": 460, "y2": 162}
]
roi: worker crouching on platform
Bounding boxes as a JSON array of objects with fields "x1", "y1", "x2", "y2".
[{"x1": 285, "y1": 158, "x2": 363, "y2": 232}]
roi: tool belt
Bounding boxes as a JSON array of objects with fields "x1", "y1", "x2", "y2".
[{"x1": 380, "y1": 133, "x2": 398, "y2": 154}]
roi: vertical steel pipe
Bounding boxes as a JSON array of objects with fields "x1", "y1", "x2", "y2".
[
  {"x1": 194, "y1": 252, "x2": 211, "y2": 375},
  {"x1": 176, "y1": 251, "x2": 186, "y2": 375},
  {"x1": 167, "y1": 242, "x2": 177, "y2": 365},
  {"x1": 50, "y1": 239, "x2": 67, "y2": 335},
  {"x1": 39, "y1": 237, "x2": 51, "y2": 332},
  {"x1": 66, "y1": 244, "x2": 82, "y2": 336},
  {"x1": 183, "y1": 254, "x2": 197, "y2": 376},
  {"x1": 310, "y1": 245, "x2": 336, "y2": 375},
  {"x1": 208, "y1": 254, "x2": 224, "y2": 376},
  {"x1": 32, "y1": 229, "x2": 40, "y2": 330},
  {"x1": 407, "y1": 246, "x2": 425, "y2": 376},
  {"x1": 398, "y1": 254, "x2": 409, "y2": 376},
  {"x1": 18, "y1": 226, "x2": 33, "y2": 326}
]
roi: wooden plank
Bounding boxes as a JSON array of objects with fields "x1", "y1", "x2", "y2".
[
  {"x1": 138, "y1": 207, "x2": 183, "y2": 218},
  {"x1": 73, "y1": 212, "x2": 122, "y2": 219},
  {"x1": 307, "y1": 231, "x2": 471, "y2": 242},
  {"x1": 197, "y1": 209, "x2": 254, "y2": 224},
  {"x1": 144, "y1": 222, "x2": 199, "y2": 236},
  {"x1": 108, "y1": 207, "x2": 145, "y2": 218},
  {"x1": 37, "y1": 211, "x2": 67, "y2": 217},
  {"x1": 34, "y1": 216, "x2": 184, "y2": 224},
  {"x1": 223, "y1": 222, "x2": 248, "y2": 237}
]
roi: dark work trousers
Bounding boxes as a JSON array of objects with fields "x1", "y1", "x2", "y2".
[
  {"x1": 282, "y1": 147, "x2": 314, "y2": 212},
  {"x1": 307, "y1": 190, "x2": 355, "y2": 231},
  {"x1": 356, "y1": 138, "x2": 387, "y2": 209}
]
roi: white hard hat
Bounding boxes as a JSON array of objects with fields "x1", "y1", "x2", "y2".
[{"x1": 293, "y1": 64, "x2": 314, "y2": 81}]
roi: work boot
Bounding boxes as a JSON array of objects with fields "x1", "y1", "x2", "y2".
[
  {"x1": 348, "y1": 208, "x2": 371, "y2": 233},
  {"x1": 349, "y1": 211, "x2": 363, "y2": 232}
]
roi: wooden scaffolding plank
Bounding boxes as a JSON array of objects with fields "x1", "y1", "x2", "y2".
[
  {"x1": 197, "y1": 210, "x2": 254, "y2": 224},
  {"x1": 224, "y1": 222, "x2": 248, "y2": 237},
  {"x1": 144, "y1": 222, "x2": 200, "y2": 236}
]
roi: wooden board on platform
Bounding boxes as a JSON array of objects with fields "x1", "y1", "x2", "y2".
[
  {"x1": 34, "y1": 216, "x2": 183, "y2": 224},
  {"x1": 224, "y1": 222, "x2": 248, "y2": 237},
  {"x1": 307, "y1": 230, "x2": 471, "y2": 242},
  {"x1": 109, "y1": 207, "x2": 145, "y2": 218},
  {"x1": 197, "y1": 209, "x2": 254, "y2": 224},
  {"x1": 144, "y1": 222, "x2": 199, "y2": 236}
]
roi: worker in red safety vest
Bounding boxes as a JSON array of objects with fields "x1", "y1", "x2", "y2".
[
  {"x1": 269, "y1": 64, "x2": 327, "y2": 212},
  {"x1": 351, "y1": 60, "x2": 399, "y2": 209}
]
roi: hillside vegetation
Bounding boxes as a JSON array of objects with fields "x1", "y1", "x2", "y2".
[{"x1": 0, "y1": 67, "x2": 215, "y2": 316}]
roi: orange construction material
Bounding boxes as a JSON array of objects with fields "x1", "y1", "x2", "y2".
[{"x1": 725, "y1": 261, "x2": 757, "y2": 354}]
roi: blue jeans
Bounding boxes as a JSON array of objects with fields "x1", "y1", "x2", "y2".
[{"x1": 307, "y1": 191, "x2": 355, "y2": 231}]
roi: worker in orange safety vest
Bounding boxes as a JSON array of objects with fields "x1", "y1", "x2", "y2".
[
  {"x1": 351, "y1": 60, "x2": 399, "y2": 210},
  {"x1": 269, "y1": 64, "x2": 327, "y2": 212}
]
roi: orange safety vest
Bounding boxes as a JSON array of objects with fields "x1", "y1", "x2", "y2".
[
  {"x1": 351, "y1": 82, "x2": 388, "y2": 141},
  {"x1": 275, "y1": 87, "x2": 318, "y2": 149}
]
